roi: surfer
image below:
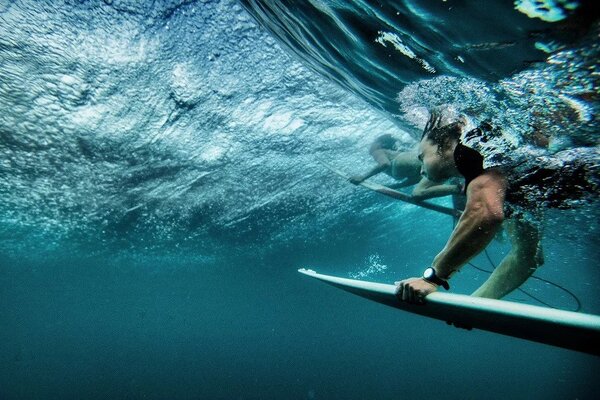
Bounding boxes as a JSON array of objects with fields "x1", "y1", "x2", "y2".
[
  {"x1": 395, "y1": 113, "x2": 598, "y2": 303},
  {"x1": 348, "y1": 129, "x2": 463, "y2": 201}
]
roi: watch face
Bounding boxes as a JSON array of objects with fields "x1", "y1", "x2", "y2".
[{"x1": 424, "y1": 268, "x2": 434, "y2": 279}]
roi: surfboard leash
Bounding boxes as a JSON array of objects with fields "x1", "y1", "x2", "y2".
[
  {"x1": 469, "y1": 249, "x2": 582, "y2": 312},
  {"x1": 450, "y1": 218, "x2": 582, "y2": 312}
]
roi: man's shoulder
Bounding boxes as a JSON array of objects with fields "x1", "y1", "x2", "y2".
[{"x1": 468, "y1": 169, "x2": 508, "y2": 192}]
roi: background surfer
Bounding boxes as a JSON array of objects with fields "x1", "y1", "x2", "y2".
[
  {"x1": 349, "y1": 121, "x2": 463, "y2": 201},
  {"x1": 395, "y1": 113, "x2": 598, "y2": 303}
]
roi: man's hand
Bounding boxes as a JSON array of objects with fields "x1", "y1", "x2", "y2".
[
  {"x1": 394, "y1": 278, "x2": 438, "y2": 304},
  {"x1": 348, "y1": 175, "x2": 364, "y2": 185}
]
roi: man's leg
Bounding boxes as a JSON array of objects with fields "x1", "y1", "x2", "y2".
[{"x1": 471, "y1": 219, "x2": 543, "y2": 299}]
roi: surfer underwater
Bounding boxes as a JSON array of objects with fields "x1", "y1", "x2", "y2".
[
  {"x1": 395, "y1": 112, "x2": 599, "y2": 304},
  {"x1": 349, "y1": 130, "x2": 463, "y2": 201}
]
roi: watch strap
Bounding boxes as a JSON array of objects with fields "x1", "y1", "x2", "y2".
[{"x1": 423, "y1": 267, "x2": 450, "y2": 290}]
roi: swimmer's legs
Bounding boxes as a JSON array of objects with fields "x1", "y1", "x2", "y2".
[{"x1": 472, "y1": 219, "x2": 543, "y2": 299}]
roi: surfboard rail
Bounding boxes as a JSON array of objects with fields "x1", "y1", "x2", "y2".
[{"x1": 298, "y1": 268, "x2": 600, "y2": 356}]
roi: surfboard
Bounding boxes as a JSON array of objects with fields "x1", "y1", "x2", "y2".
[
  {"x1": 319, "y1": 160, "x2": 461, "y2": 218},
  {"x1": 298, "y1": 268, "x2": 600, "y2": 356}
]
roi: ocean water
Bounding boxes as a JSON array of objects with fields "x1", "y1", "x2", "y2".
[{"x1": 0, "y1": 0, "x2": 599, "y2": 399}]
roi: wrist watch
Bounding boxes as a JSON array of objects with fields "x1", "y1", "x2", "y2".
[{"x1": 423, "y1": 267, "x2": 450, "y2": 290}]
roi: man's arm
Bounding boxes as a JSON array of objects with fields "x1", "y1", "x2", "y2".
[
  {"x1": 395, "y1": 170, "x2": 507, "y2": 303},
  {"x1": 431, "y1": 170, "x2": 506, "y2": 278},
  {"x1": 411, "y1": 177, "x2": 462, "y2": 200}
]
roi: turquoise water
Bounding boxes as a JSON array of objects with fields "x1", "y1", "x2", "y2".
[{"x1": 0, "y1": 0, "x2": 599, "y2": 399}]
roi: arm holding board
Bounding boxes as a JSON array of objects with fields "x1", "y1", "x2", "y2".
[{"x1": 299, "y1": 268, "x2": 600, "y2": 356}]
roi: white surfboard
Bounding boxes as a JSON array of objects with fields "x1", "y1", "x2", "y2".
[{"x1": 298, "y1": 268, "x2": 600, "y2": 356}]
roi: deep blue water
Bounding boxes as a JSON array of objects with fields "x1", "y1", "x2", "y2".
[{"x1": 1, "y1": 1, "x2": 599, "y2": 399}]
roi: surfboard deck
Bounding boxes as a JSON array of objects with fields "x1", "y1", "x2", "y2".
[
  {"x1": 298, "y1": 268, "x2": 600, "y2": 356},
  {"x1": 318, "y1": 160, "x2": 461, "y2": 218}
]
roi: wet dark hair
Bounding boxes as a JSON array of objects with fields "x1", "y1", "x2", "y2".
[{"x1": 421, "y1": 122, "x2": 463, "y2": 152}]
